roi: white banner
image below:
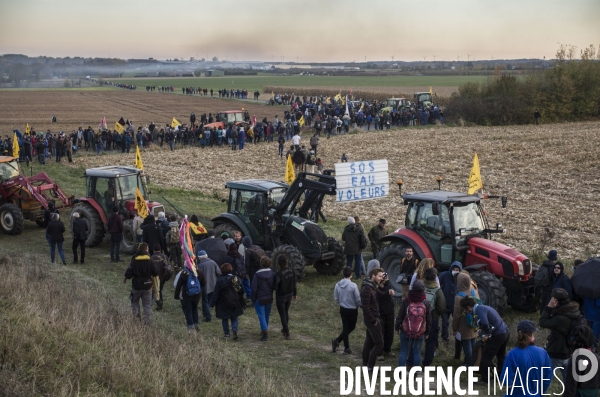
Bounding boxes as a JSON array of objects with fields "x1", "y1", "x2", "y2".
[{"x1": 335, "y1": 159, "x2": 389, "y2": 203}]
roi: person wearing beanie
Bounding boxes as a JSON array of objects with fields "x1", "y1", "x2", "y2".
[
  {"x1": 539, "y1": 287, "x2": 582, "y2": 382},
  {"x1": 367, "y1": 259, "x2": 380, "y2": 275},
  {"x1": 564, "y1": 325, "x2": 600, "y2": 396},
  {"x1": 501, "y1": 320, "x2": 551, "y2": 397},
  {"x1": 368, "y1": 219, "x2": 388, "y2": 258},
  {"x1": 196, "y1": 249, "x2": 221, "y2": 322},
  {"x1": 439, "y1": 261, "x2": 462, "y2": 348},
  {"x1": 395, "y1": 279, "x2": 432, "y2": 367},
  {"x1": 537, "y1": 249, "x2": 559, "y2": 313},
  {"x1": 342, "y1": 216, "x2": 367, "y2": 279},
  {"x1": 552, "y1": 261, "x2": 573, "y2": 300}
]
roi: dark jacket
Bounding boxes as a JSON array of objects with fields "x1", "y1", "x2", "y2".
[
  {"x1": 395, "y1": 296, "x2": 433, "y2": 337},
  {"x1": 474, "y1": 303, "x2": 509, "y2": 336},
  {"x1": 553, "y1": 273, "x2": 574, "y2": 300},
  {"x1": 174, "y1": 268, "x2": 206, "y2": 300},
  {"x1": 108, "y1": 213, "x2": 123, "y2": 234},
  {"x1": 251, "y1": 268, "x2": 275, "y2": 303},
  {"x1": 424, "y1": 279, "x2": 446, "y2": 320},
  {"x1": 151, "y1": 252, "x2": 169, "y2": 281},
  {"x1": 72, "y1": 217, "x2": 88, "y2": 241},
  {"x1": 210, "y1": 274, "x2": 244, "y2": 319},
  {"x1": 46, "y1": 220, "x2": 65, "y2": 243},
  {"x1": 342, "y1": 223, "x2": 363, "y2": 255},
  {"x1": 367, "y1": 224, "x2": 387, "y2": 247},
  {"x1": 439, "y1": 266, "x2": 461, "y2": 313},
  {"x1": 361, "y1": 279, "x2": 381, "y2": 325},
  {"x1": 125, "y1": 254, "x2": 159, "y2": 291},
  {"x1": 539, "y1": 301, "x2": 581, "y2": 359},
  {"x1": 378, "y1": 281, "x2": 395, "y2": 316},
  {"x1": 274, "y1": 268, "x2": 297, "y2": 298},
  {"x1": 225, "y1": 245, "x2": 245, "y2": 279},
  {"x1": 43, "y1": 207, "x2": 58, "y2": 228},
  {"x1": 538, "y1": 260, "x2": 556, "y2": 298},
  {"x1": 142, "y1": 223, "x2": 163, "y2": 252}
]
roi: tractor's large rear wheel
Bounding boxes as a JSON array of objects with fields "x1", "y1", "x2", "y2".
[
  {"x1": 0, "y1": 203, "x2": 24, "y2": 235},
  {"x1": 271, "y1": 244, "x2": 306, "y2": 282},
  {"x1": 314, "y1": 237, "x2": 345, "y2": 276},
  {"x1": 71, "y1": 204, "x2": 104, "y2": 247},
  {"x1": 121, "y1": 220, "x2": 136, "y2": 255},
  {"x1": 469, "y1": 271, "x2": 508, "y2": 316},
  {"x1": 378, "y1": 243, "x2": 412, "y2": 298},
  {"x1": 214, "y1": 223, "x2": 241, "y2": 240}
]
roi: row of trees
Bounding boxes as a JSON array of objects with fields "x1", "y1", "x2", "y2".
[{"x1": 445, "y1": 45, "x2": 600, "y2": 125}]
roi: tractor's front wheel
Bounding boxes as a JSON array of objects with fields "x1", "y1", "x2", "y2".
[
  {"x1": 271, "y1": 245, "x2": 306, "y2": 282},
  {"x1": 70, "y1": 204, "x2": 104, "y2": 247},
  {"x1": 0, "y1": 203, "x2": 24, "y2": 235},
  {"x1": 314, "y1": 237, "x2": 345, "y2": 276},
  {"x1": 469, "y1": 271, "x2": 508, "y2": 316},
  {"x1": 121, "y1": 220, "x2": 136, "y2": 255}
]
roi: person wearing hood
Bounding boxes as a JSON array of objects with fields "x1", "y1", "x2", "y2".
[
  {"x1": 539, "y1": 287, "x2": 581, "y2": 383},
  {"x1": 165, "y1": 215, "x2": 182, "y2": 269},
  {"x1": 224, "y1": 238, "x2": 250, "y2": 300},
  {"x1": 243, "y1": 236, "x2": 266, "y2": 282},
  {"x1": 332, "y1": 267, "x2": 362, "y2": 355},
  {"x1": 189, "y1": 214, "x2": 207, "y2": 241},
  {"x1": 439, "y1": 261, "x2": 462, "y2": 352},
  {"x1": 501, "y1": 320, "x2": 552, "y2": 397},
  {"x1": 142, "y1": 215, "x2": 164, "y2": 255},
  {"x1": 361, "y1": 267, "x2": 385, "y2": 372},
  {"x1": 210, "y1": 263, "x2": 245, "y2": 340},
  {"x1": 196, "y1": 250, "x2": 221, "y2": 322},
  {"x1": 452, "y1": 272, "x2": 482, "y2": 366},
  {"x1": 536, "y1": 249, "x2": 559, "y2": 314},
  {"x1": 194, "y1": 229, "x2": 227, "y2": 266},
  {"x1": 124, "y1": 242, "x2": 159, "y2": 325},
  {"x1": 378, "y1": 271, "x2": 396, "y2": 360},
  {"x1": 396, "y1": 279, "x2": 433, "y2": 367},
  {"x1": 552, "y1": 261, "x2": 573, "y2": 300},
  {"x1": 251, "y1": 256, "x2": 276, "y2": 341},
  {"x1": 423, "y1": 267, "x2": 446, "y2": 366},
  {"x1": 342, "y1": 217, "x2": 366, "y2": 279},
  {"x1": 564, "y1": 325, "x2": 600, "y2": 397}
]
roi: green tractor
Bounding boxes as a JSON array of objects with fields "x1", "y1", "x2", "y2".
[
  {"x1": 212, "y1": 172, "x2": 345, "y2": 280},
  {"x1": 414, "y1": 92, "x2": 434, "y2": 108}
]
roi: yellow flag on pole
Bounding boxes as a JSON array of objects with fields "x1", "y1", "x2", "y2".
[
  {"x1": 468, "y1": 153, "x2": 483, "y2": 194},
  {"x1": 171, "y1": 118, "x2": 181, "y2": 128},
  {"x1": 285, "y1": 154, "x2": 296, "y2": 185},
  {"x1": 298, "y1": 116, "x2": 305, "y2": 127},
  {"x1": 25, "y1": 124, "x2": 31, "y2": 135},
  {"x1": 430, "y1": 86, "x2": 433, "y2": 96},
  {"x1": 271, "y1": 91, "x2": 274, "y2": 99},
  {"x1": 114, "y1": 121, "x2": 124, "y2": 134},
  {"x1": 12, "y1": 132, "x2": 19, "y2": 158},
  {"x1": 334, "y1": 93, "x2": 341, "y2": 102},
  {"x1": 135, "y1": 187, "x2": 149, "y2": 218},
  {"x1": 135, "y1": 145, "x2": 144, "y2": 170}
]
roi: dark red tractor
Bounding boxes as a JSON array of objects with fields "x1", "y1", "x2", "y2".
[{"x1": 377, "y1": 188, "x2": 536, "y2": 315}]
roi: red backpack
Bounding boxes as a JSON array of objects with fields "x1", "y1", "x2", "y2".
[{"x1": 402, "y1": 301, "x2": 427, "y2": 339}]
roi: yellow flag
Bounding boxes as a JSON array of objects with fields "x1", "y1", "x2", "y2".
[
  {"x1": 135, "y1": 187, "x2": 149, "y2": 218},
  {"x1": 334, "y1": 93, "x2": 341, "y2": 102},
  {"x1": 135, "y1": 145, "x2": 144, "y2": 170},
  {"x1": 114, "y1": 121, "x2": 124, "y2": 134},
  {"x1": 12, "y1": 132, "x2": 19, "y2": 158},
  {"x1": 342, "y1": 96, "x2": 346, "y2": 106},
  {"x1": 271, "y1": 91, "x2": 274, "y2": 99},
  {"x1": 430, "y1": 86, "x2": 433, "y2": 96},
  {"x1": 298, "y1": 116, "x2": 305, "y2": 127},
  {"x1": 171, "y1": 118, "x2": 181, "y2": 128},
  {"x1": 25, "y1": 124, "x2": 31, "y2": 135},
  {"x1": 468, "y1": 154, "x2": 483, "y2": 194},
  {"x1": 360, "y1": 102, "x2": 365, "y2": 111},
  {"x1": 285, "y1": 154, "x2": 296, "y2": 185}
]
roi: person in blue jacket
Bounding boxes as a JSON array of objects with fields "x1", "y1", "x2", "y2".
[
  {"x1": 501, "y1": 320, "x2": 551, "y2": 397},
  {"x1": 552, "y1": 261, "x2": 573, "y2": 300},
  {"x1": 439, "y1": 261, "x2": 462, "y2": 356}
]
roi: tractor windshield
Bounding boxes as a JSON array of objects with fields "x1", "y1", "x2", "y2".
[
  {"x1": 268, "y1": 188, "x2": 288, "y2": 210},
  {"x1": 0, "y1": 159, "x2": 20, "y2": 180},
  {"x1": 117, "y1": 174, "x2": 144, "y2": 200},
  {"x1": 453, "y1": 203, "x2": 485, "y2": 234},
  {"x1": 417, "y1": 93, "x2": 432, "y2": 104}
]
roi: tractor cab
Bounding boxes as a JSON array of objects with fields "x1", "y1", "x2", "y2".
[
  {"x1": 414, "y1": 92, "x2": 433, "y2": 108},
  {"x1": 0, "y1": 157, "x2": 20, "y2": 181}
]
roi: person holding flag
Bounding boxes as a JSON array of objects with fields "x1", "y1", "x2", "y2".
[{"x1": 468, "y1": 153, "x2": 483, "y2": 194}]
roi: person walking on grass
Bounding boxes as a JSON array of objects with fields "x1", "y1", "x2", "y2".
[
  {"x1": 124, "y1": 243, "x2": 159, "y2": 325},
  {"x1": 274, "y1": 255, "x2": 297, "y2": 340},
  {"x1": 210, "y1": 262, "x2": 245, "y2": 340},
  {"x1": 251, "y1": 256, "x2": 276, "y2": 341},
  {"x1": 361, "y1": 267, "x2": 385, "y2": 373},
  {"x1": 47, "y1": 213, "x2": 66, "y2": 265},
  {"x1": 196, "y1": 250, "x2": 221, "y2": 323},
  {"x1": 151, "y1": 244, "x2": 170, "y2": 311},
  {"x1": 71, "y1": 211, "x2": 88, "y2": 264},
  {"x1": 174, "y1": 260, "x2": 206, "y2": 335},
  {"x1": 332, "y1": 267, "x2": 362, "y2": 355}
]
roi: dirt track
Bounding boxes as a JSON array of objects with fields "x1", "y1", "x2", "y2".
[{"x1": 1, "y1": 90, "x2": 599, "y2": 261}]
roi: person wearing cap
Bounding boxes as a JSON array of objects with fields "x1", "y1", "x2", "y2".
[
  {"x1": 396, "y1": 279, "x2": 433, "y2": 368},
  {"x1": 564, "y1": 325, "x2": 600, "y2": 397},
  {"x1": 196, "y1": 250, "x2": 221, "y2": 322},
  {"x1": 540, "y1": 287, "x2": 582, "y2": 382},
  {"x1": 71, "y1": 211, "x2": 88, "y2": 264},
  {"x1": 537, "y1": 249, "x2": 559, "y2": 313},
  {"x1": 500, "y1": 320, "x2": 551, "y2": 396},
  {"x1": 552, "y1": 261, "x2": 573, "y2": 300},
  {"x1": 342, "y1": 217, "x2": 366, "y2": 279},
  {"x1": 368, "y1": 219, "x2": 388, "y2": 259}
]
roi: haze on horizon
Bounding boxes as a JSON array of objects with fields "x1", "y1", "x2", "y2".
[{"x1": 1, "y1": 0, "x2": 598, "y2": 63}]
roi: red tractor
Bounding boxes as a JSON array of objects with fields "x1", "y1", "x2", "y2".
[
  {"x1": 69, "y1": 166, "x2": 165, "y2": 254},
  {"x1": 378, "y1": 189, "x2": 536, "y2": 315},
  {"x1": 203, "y1": 110, "x2": 249, "y2": 130},
  {"x1": 0, "y1": 156, "x2": 73, "y2": 234}
]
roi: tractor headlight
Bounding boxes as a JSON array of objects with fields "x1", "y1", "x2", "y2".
[{"x1": 516, "y1": 260, "x2": 524, "y2": 276}]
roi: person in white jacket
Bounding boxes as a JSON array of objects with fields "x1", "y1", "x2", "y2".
[{"x1": 332, "y1": 267, "x2": 362, "y2": 354}]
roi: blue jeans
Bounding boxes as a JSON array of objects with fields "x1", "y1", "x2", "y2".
[
  {"x1": 461, "y1": 338, "x2": 477, "y2": 366},
  {"x1": 346, "y1": 254, "x2": 364, "y2": 278},
  {"x1": 50, "y1": 241, "x2": 65, "y2": 263},
  {"x1": 169, "y1": 141, "x2": 174, "y2": 151},
  {"x1": 110, "y1": 239, "x2": 121, "y2": 260},
  {"x1": 398, "y1": 332, "x2": 424, "y2": 367},
  {"x1": 423, "y1": 319, "x2": 439, "y2": 366},
  {"x1": 202, "y1": 292, "x2": 213, "y2": 320},
  {"x1": 242, "y1": 277, "x2": 251, "y2": 299},
  {"x1": 222, "y1": 317, "x2": 239, "y2": 335},
  {"x1": 254, "y1": 301, "x2": 272, "y2": 332},
  {"x1": 180, "y1": 295, "x2": 200, "y2": 329},
  {"x1": 551, "y1": 358, "x2": 568, "y2": 382}
]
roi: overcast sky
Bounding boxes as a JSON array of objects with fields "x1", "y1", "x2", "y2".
[{"x1": 1, "y1": 0, "x2": 598, "y2": 62}]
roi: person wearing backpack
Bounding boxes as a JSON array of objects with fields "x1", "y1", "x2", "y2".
[
  {"x1": 422, "y1": 267, "x2": 446, "y2": 366},
  {"x1": 174, "y1": 261, "x2": 206, "y2": 335},
  {"x1": 452, "y1": 272, "x2": 481, "y2": 366},
  {"x1": 251, "y1": 257, "x2": 276, "y2": 341},
  {"x1": 539, "y1": 287, "x2": 583, "y2": 383},
  {"x1": 165, "y1": 215, "x2": 182, "y2": 269},
  {"x1": 274, "y1": 255, "x2": 297, "y2": 340},
  {"x1": 124, "y1": 243, "x2": 160, "y2": 325},
  {"x1": 536, "y1": 249, "x2": 559, "y2": 314},
  {"x1": 395, "y1": 279, "x2": 432, "y2": 368},
  {"x1": 210, "y1": 262, "x2": 245, "y2": 340},
  {"x1": 151, "y1": 244, "x2": 171, "y2": 311},
  {"x1": 460, "y1": 296, "x2": 509, "y2": 383},
  {"x1": 196, "y1": 250, "x2": 221, "y2": 323}
]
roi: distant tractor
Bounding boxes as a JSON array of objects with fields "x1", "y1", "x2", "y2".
[
  {"x1": 414, "y1": 92, "x2": 434, "y2": 108},
  {"x1": 381, "y1": 97, "x2": 408, "y2": 113},
  {"x1": 378, "y1": 189, "x2": 536, "y2": 315},
  {"x1": 212, "y1": 172, "x2": 345, "y2": 281},
  {"x1": 204, "y1": 110, "x2": 249, "y2": 130},
  {"x1": 0, "y1": 156, "x2": 73, "y2": 235},
  {"x1": 69, "y1": 166, "x2": 165, "y2": 254}
]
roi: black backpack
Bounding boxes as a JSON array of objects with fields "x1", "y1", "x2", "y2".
[
  {"x1": 223, "y1": 276, "x2": 245, "y2": 309},
  {"x1": 566, "y1": 315, "x2": 589, "y2": 352},
  {"x1": 359, "y1": 230, "x2": 368, "y2": 250}
]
